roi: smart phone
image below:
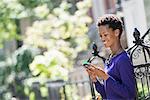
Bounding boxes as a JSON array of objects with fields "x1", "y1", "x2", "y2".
[{"x1": 82, "y1": 61, "x2": 90, "y2": 68}]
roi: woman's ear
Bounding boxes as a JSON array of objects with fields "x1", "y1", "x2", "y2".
[{"x1": 114, "y1": 29, "x2": 120, "y2": 37}]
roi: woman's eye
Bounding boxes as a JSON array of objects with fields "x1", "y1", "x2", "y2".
[
  {"x1": 100, "y1": 35, "x2": 102, "y2": 38},
  {"x1": 104, "y1": 34, "x2": 107, "y2": 37}
]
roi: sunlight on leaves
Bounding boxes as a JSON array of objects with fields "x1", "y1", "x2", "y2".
[{"x1": 25, "y1": 0, "x2": 92, "y2": 80}]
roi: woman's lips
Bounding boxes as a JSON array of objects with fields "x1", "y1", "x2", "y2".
[{"x1": 103, "y1": 41, "x2": 107, "y2": 44}]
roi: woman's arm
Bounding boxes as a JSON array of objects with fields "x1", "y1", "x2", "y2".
[
  {"x1": 105, "y1": 57, "x2": 136, "y2": 98},
  {"x1": 94, "y1": 80, "x2": 107, "y2": 99},
  {"x1": 86, "y1": 67, "x2": 107, "y2": 99}
]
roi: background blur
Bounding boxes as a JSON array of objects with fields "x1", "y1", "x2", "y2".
[{"x1": 0, "y1": 0, "x2": 150, "y2": 100}]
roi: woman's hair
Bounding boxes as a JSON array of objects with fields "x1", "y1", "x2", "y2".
[{"x1": 97, "y1": 14, "x2": 124, "y2": 38}]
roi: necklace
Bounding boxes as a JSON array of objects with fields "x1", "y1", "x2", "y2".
[{"x1": 105, "y1": 48, "x2": 124, "y2": 66}]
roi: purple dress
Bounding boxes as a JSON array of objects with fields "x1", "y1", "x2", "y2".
[{"x1": 94, "y1": 51, "x2": 136, "y2": 99}]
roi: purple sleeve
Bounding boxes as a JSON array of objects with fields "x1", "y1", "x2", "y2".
[
  {"x1": 106, "y1": 57, "x2": 136, "y2": 98},
  {"x1": 94, "y1": 81, "x2": 106, "y2": 99}
]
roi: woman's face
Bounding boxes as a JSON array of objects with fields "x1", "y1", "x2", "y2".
[{"x1": 98, "y1": 25, "x2": 119, "y2": 48}]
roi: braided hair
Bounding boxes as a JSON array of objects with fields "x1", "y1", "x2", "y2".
[{"x1": 97, "y1": 14, "x2": 124, "y2": 38}]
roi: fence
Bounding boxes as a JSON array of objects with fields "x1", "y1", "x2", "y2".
[
  {"x1": 29, "y1": 79, "x2": 95, "y2": 100},
  {"x1": 127, "y1": 28, "x2": 150, "y2": 100}
]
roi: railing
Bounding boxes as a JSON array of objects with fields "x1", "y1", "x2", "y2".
[
  {"x1": 30, "y1": 79, "x2": 94, "y2": 100},
  {"x1": 127, "y1": 28, "x2": 150, "y2": 100}
]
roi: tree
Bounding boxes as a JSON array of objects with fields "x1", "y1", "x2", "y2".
[
  {"x1": 25, "y1": 0, "x2": 92, "y2": 79},
  {"x1": 0, "y1": 0, "x2": 62, "y2": 48},
  {"x1": 0, "y1": 0, "x2": 92, "y2": 99}
]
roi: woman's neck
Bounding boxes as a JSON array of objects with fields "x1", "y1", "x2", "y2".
[{"x1": 110, "y1": 43, "x2": 123, "y2": 55}]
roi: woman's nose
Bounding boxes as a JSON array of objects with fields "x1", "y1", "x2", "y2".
[{"x1": 101, "y1": 36, "x2": 105, "y2": 41}]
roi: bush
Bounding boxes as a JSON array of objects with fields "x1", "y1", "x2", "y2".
[{"x1": 0, "y1": 45, "x2": 40, "y2": 100}]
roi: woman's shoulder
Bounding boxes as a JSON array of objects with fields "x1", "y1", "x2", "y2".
[
  {"x1": 115, "y1": 51, "x2": 134, "y2": 71},
  {"x1": 115, "y1": 51, "x2": 131, "y2": 64}
]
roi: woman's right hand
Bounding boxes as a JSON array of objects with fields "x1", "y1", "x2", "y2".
[
  {"x1": 86, "y1": 64, "x2": 109, "y2": 80},
  {"x1": 86, "y1": 68, "x2": 97, "y2": 82}
]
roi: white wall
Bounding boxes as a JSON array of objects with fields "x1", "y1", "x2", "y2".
[
  {"x1": 122, "y1": 0, "x2": 147, "y2": 48},
  {"x1": 92, "y1": 0, "x2": 105, "y2": 22}
]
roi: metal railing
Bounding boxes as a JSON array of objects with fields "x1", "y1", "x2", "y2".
[
  {"x1": 127, "y1": 28, "x2": 150, "y2": 100},
  {"x1": 30, "y1": 79, "x2": 94, "y2": 100}
]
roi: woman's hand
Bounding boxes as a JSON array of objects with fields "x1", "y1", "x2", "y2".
[
  {"x1": 86, "y1": 68, "x2": 97, "y2": 82},
  {"x1": 87, "y1": 64, "x2": 109, "y2": 80}
]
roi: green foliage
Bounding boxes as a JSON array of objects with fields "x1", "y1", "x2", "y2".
[
  {"x1": 63, "y1": 84, "x2": 80, "y2": 100},
  {"x1": 25, "y1": 0, "x2": 92, "y2": 80},
  {"x1": 18, "y1": 0, "x2": 62, "y2": 14},
  {"x1": 0, "y1": 46, "x2": 40, "y2": 99},
  {"x1": 0, "y1": 0, "x2": 23, "y2": 48},
  {"x1": 22, "y1": 1, "x2": 92, "y2": 99},
  {"x1": 0, "y1": 0, "x2": 61, "y2": 48},
  {"x1": 0, "y1": 0, "x2": 92, "y2": 99},
  {"x1": 137, "y1": 82, "x2": 149, "y2": 99}
]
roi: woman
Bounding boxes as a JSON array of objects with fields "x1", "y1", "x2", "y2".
[{"x1": 86, "y1": 14, "x2": 136, "y2": 99}]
